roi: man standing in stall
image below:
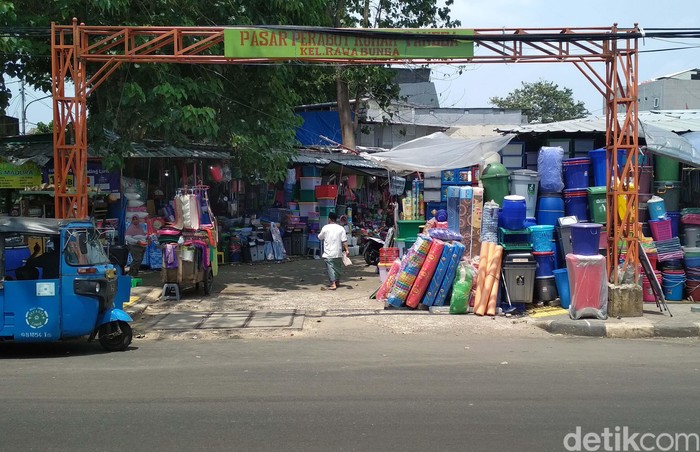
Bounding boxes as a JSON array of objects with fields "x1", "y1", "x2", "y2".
[{"x1": 318, "y1": 211, "x2": 349, "y2": 290}]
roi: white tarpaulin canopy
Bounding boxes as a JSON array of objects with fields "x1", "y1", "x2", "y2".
[
  {"x1": 640, "y1": 122, "x2": 700, "y2": 167},
  {"x1": 359, "y1": 132, "x2": 516, "y2": 173}
]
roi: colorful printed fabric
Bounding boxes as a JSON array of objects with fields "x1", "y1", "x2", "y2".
[
  {"x1": 406, "y1": 239, "x2": 445, "y2": 308},
  {"x1": 422, "y1": 242, "x2": 455, "y2": 306},
  {"x1": 376, "y1": 259, "x2": 402, "y2": 301},
  {"x1": 433, "y1": 241, "x2": 466, "y2": 306},
  {"x1": 387, "y1": 235, "x2": 433, "y2": 307}
]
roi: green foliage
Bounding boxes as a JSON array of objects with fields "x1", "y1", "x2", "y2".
[
  {"x1": 2, "y1": 0, "x2": 329, "y2": 183},
  {"x1": 489, "y1": 80, "x2": 590, "y2": 124},
  {"x1": 32, "y1": 121, "x2": 52, "y2": 134},
  {"x1": 329, "y1": 0, "x2": 461, "y2": 139}
]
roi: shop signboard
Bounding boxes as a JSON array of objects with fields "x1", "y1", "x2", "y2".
[
  {"x1": 224, "y1": 28, "x2": 474, "y2": 60},
  {"x1": 43, "y1": 161, "x2": 120, "y2": 193},
  {"x1": 0, "y1": 161, "x2": 42, "y2": 188}
]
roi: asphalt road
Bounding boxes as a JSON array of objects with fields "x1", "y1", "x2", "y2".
[{"x1": 1, "y1": 335, "x2": 699, "y2": 452}]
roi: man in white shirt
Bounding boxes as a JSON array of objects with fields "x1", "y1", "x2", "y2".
[{"x1": 317, "y1": 211, "x2": 349, "y2": 290}]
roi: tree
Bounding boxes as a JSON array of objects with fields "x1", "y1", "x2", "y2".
[
  {"x1": 489, "y1": 80, "x2": 589, "y2": 124},
  {"x1": 1, "y1": 0, "x2": 330, "y2": 182},
  {"x1": 330, "y1": 0, "x2": 460, "y2": 149}
]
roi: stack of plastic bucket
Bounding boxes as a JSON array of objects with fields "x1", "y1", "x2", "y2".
[
  {"x1": 562, "y1": 157, "x2": 590, "y2": 189},
  {"x1": 684, "y1": 247, "x2": 700, "y2": 300},
  {"x1": 564, "y1": 189, "x2": 589, "y2": 221},
  {"x1": 533, "y1": 250, "x2": 557, "y2": 302},
  {"x1": 510, "y1": 169, "x2": 540, "y2": 218},
  {"x1": 536, "y1": 193, "x2": 565, "y2": 226}
]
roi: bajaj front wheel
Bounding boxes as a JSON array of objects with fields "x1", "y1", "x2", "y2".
[{"x1": 99, "y1": 321, "x2": 133, "y2": 352}]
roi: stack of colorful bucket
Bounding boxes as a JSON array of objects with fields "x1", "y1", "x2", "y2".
[
  {"x1": 684, "y1": 246, "x2": 700, "y2": 300},
  {"x1": 563, "y1": 157, "x2": 590, "y2": 222},
  {"x1": 656, "y1": 235, "x2": 685, "y2": 301},
  {"x1": 530, "y1": 225, "x2": 557, "y2": 302},
  {"x1": 315, "y1": 185, "x2": 338, "y2": 228}
]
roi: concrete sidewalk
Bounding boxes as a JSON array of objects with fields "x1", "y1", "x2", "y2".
[
  {"x1": 122, "y1": 259, "x2": 700, "y2": 339},
  {"x1": 534, "y1": 304, "x2": 700, "y2": 338}
]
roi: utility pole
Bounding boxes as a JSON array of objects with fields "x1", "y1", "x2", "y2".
[{"x1": 20, "y1": 80, "x2": 26, "y2": 135}]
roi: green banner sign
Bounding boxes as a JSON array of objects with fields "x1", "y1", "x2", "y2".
[
  {"x1": 224, "y1": 28, "x2": 474, "y2": 60},
  {"x1": 0, "y1": 161, "x2": 42, "y2": 189}
]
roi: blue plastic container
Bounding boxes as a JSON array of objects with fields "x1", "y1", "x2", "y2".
[
  {"x1": 647, "y1": 197, "x2": 666, "y2": 221},
  {"x1": 501, "y1": 195, "x2": 527, "y2": 230},
  {"x1": 562, "y1": 158, "x2": 591, "y2": 189},
  {"x1": 524, "y1": 217, "x2": 537, "y2": 228},
  {"x1": 553, "y1": 268, "x2": 571, "y2": 309},
  {"x1": 533, "y1": 251, "x2": 556, "y2": 277},
  {"x1": 564, "y1": 189, "x2": 589, "y2": 221},
  {"x1": 589, "y1": 148, "x2": 635, "y2": 184},
  {"x1": 662, "y1": 276, "x2": 685, "y2": 301},
  {"x1": 536, "y1": 193, "x2": 565, "y2": 226},
  {"x1": 570, "y1": 223, "x2": 602, "y2": 256},
  {"x1": 589, "y1": 148, "x2": 607, "y2": 186},
  {"x1": 667, "y1": 212, "x2": 681, "y2": 237},
  {"x1": 529, "y1": 225, "x2": 555, "y2": 252}
]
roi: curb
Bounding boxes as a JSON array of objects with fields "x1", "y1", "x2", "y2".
[
  {"x1": 125, "y1": 287, "x2": 161, "y2": 319},
  {"x1": 535, "y1": 319, "x2": 700, "y2": 338}
]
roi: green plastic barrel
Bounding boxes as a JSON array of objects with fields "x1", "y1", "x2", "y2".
[
  {"x1": 654, "y1": 155, "x2": 680, "y2": 181},
  {"x1": 481, "y1": 163, "x2": 510, "y2": 206}
]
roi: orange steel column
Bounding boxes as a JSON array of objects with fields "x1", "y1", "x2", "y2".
[
  {"x1": 605, "y1": 25, "x2": 640, "y2": 284},
  {"x1": 51, "y1": 20, "x2": 88, "y2": 219}
]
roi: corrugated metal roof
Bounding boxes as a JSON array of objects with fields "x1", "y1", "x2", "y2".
[
  {"x1": 497, "y1": 110, "x2": 700, "y2": 134},
  {"x1": 128, "y1": 143, "x2": 230, "y2": 159},
  {"x1": 294, "y1": 149, "x2": 385, "y2": 170}
]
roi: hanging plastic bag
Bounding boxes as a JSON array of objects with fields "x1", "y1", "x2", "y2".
[
  {"x1": 450, "y1": 262, "x2": 474, "y2": 314},
  {"x1": 538, "y1": 146, "x2": 565, "y2": 192}
]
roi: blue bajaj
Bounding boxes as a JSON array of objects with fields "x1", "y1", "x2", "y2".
[{"x1": 0, "y1": 218, "x2": 133, "y2": 351}]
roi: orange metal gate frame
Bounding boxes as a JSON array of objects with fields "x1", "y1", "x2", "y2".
[{"x1": 51, "y1": 19, "x2": 640, "y2": 283}]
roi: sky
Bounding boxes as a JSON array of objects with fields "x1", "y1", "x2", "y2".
[
  {"x1": 7, "y1": 0, "x2": 700, "y2": 130},
  {"x1": 430, "y1": 0, "x2": 700, "y2": 115}
]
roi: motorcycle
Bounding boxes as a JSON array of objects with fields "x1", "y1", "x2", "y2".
[{"x1": 362, "y1": 227, "x2": 394, "y2": 266}]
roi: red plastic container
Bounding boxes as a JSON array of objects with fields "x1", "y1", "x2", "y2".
[
  {"x1": 379, "y1": 247, "x2": 400, "y2": 264},
  {"x1": 566, "y1": 253, "x2": 606, "y2": 311},
  {"x1": 315, "y1": 185, "x2": 338, "y2": 199}
]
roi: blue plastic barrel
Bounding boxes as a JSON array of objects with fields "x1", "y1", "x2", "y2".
[
  {"x1": 564, "y1": 189, "x2": 589, "y2": 221},
  {"x1": 589, "y1": 148, "x2": 607, "y2": 186},
  {"x1": 533, "y1": 251, "x2": 556, "y2": 277},
  {"x1": 501, "y1": 195, "x2": 527, "y2": 230},
  {"x1": 553, "y1": 268, "x2": 571, "y2": 309},
  {"x1": 536, "y1": 193, "x2": 565, "y2": 226}
]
